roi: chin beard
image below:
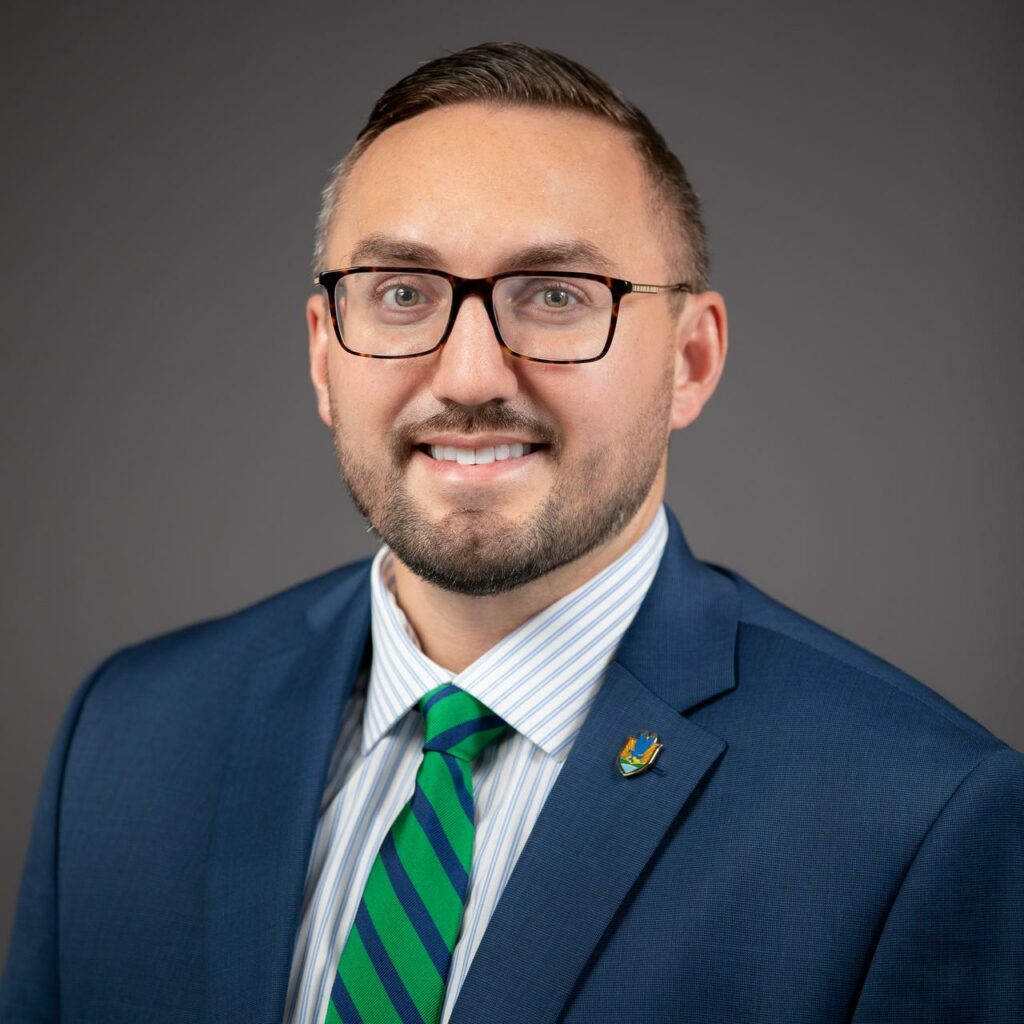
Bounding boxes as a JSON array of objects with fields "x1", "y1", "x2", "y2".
[
  {"x1": 376, "y1": 488, "x2": 648, "y2": 596},
  {"x1": 326, "y1": 372, "x2": 671, "y2": 596},
  {"x1": 335, "y1": 441, "x2": 661, "y2": 597}
]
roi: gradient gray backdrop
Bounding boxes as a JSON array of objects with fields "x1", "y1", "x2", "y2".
[{"x1": 3, "y1": 0, "x2": 1022, "y2": 968}]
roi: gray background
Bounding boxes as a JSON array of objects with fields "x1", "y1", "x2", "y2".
[{"x1": 2, "y1": 0, "x2": 1021, "y2": 968}]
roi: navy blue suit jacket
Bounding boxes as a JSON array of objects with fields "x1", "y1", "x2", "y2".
[{"x1": 3, "y1": 506, "x2": 1023, "y2": 1022}]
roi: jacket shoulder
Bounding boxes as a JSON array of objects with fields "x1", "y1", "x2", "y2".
[
  {"x1": 82, "y1": 556, "x2": 373, "y2": 707},
  {"x1": 712, "y1": 563, "x2": 1010, "y2": 758}
]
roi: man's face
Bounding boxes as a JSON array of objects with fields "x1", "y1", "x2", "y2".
[{"x1": 308, "y1": 103, "x2": 703, "y2": 595}]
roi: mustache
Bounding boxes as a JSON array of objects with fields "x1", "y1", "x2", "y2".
[{"x1": 392, "y1": 404, "x2": 559, "y2": 455}]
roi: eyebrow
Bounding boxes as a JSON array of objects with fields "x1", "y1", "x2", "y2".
[
  {"x1": 502, "y1": 240, "x2": 615, "y2": 274},
  {"x1": 349, "y1": 235, "x2": 443, "y2": 266},
  {"x1": 346, "y1": 234, "x2": 615, "y2": 274}
]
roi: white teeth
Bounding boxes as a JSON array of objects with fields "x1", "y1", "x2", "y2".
[{"x1": 425, "y1": 442, "x2": 537, "y2": 464}]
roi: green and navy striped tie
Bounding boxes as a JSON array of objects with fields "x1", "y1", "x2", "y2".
[{"x1": 327, "y1": 682, "x2": 508, "y2": 1024}]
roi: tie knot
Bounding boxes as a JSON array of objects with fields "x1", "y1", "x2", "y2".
[{"x1": 419, "y1": 683, "x2": 507, "y2": 762}]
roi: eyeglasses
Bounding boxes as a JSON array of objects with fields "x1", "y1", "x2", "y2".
[{"x1": 313, "y1": 267, "x2": 693, "y2": 364}]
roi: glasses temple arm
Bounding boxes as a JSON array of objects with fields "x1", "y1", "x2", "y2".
[{"x1": 631, "y1": 282, "x2": 694, "y2": 294}]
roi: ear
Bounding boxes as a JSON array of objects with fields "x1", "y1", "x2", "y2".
[
  {"x1": 669, "y1": 290, "x2": 728, "y2": 431},
  {"x1": 307, "y1": 292, "x2": 333, "y2": 429}
]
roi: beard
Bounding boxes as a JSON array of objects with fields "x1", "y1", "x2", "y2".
[{"x1": 327, "y1": 369, "x2": 672, "y2": 597}]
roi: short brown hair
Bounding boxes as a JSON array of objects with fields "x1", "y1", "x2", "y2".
[{"x1": 312, "y1": 42, "x2": 709, "y2": 290}]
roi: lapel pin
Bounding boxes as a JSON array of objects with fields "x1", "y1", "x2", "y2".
[{"x1": 617, "y1": 731, "x2": 663, "y2": 777}]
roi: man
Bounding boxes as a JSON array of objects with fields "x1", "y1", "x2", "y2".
[{"x1": 2, "y1": 41, "x2": 1022, "y2": 1024}]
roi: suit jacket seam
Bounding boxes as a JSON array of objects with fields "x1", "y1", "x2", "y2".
[
  {"x1": 51, "y1": 643, "x2": 144, "y2": 1018},
  {"x1": 851, "y1": 745, "x2": 1019, "y2": 1010},
  {"x1": 738, "y1": 619, "x2": 1003, "y2": 751}
]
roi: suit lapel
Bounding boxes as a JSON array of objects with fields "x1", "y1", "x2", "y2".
[
  {"x1": 450, "y1": 507, "x2": 739, "y2": 1024},
  {"x1": 205, "y1": 563, "x2": 373, "y2": 1021}
]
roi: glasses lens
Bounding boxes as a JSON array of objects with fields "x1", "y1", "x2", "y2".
[
  {"x1": 335, "y1": 271, "x2": 452, "y2": 356},
  {"x1": 493, "y1": 275, "x2": 613, "y2": 361}
]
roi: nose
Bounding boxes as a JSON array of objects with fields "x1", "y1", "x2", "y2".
[{"x1": 429, "y1": 294, "x2": 520, "y2": 407}]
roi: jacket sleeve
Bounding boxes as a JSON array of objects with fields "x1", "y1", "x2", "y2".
[
  {"x1": 0, "y1": 655, "x2": 118, "y2": 1023},
  {"x1": 852, "y1": 744, "x2": 1024, "y2": 1023}
]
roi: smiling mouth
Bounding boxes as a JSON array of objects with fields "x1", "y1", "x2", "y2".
[{"x1": 415, "y1": 442, "x2": 549, "y2": 465}]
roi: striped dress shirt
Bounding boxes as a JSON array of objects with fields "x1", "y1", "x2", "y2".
[{"x1": 283, "y1": 503, "x2": 669, "y2": 1023}]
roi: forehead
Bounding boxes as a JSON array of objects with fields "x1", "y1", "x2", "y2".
[{"x1": 329, "y1": 102, "x2": 663, "y2": 275}]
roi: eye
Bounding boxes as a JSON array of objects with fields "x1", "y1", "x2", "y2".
[
  {"x1": 387, "y1": 284, "x2": 422, "y2": 308},
  {"x1": 541, "y1": 287, "x2": 572, "y2": 309},
  {"x1": 521, "y1": 282, "x2": 585, "y2": 310}
]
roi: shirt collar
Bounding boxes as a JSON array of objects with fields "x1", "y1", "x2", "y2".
[{"x1": 362, "y1": 503, "x2": 669, "y2": 760}]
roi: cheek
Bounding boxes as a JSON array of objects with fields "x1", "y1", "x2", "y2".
[
  {"x1": 527, "y1": 364, "x2": 644, "y2": 444},
  {"x1": 608, "y1": 323, "x2": 675, "y2": 396},
  {"x1": 328, "y1": 352, "x2": 423, "y2": 435}
]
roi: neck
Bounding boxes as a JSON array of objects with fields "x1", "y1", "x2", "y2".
[{"x1": 388, "y1": 489, "x2": 664, "y2": 674}]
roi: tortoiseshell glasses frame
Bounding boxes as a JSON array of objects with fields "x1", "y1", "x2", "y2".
[{"x1": 312, "y1": 267, "x2": 693, "y2": 365}]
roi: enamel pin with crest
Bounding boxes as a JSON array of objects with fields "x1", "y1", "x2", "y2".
[{"x1": 617, "y1": 731, "x2": 663, "y2": 777}]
